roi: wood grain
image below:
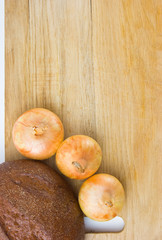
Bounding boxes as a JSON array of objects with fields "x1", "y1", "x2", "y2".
[{"x1": 5, "y1": 0, "x2": 161, "y2": 239}]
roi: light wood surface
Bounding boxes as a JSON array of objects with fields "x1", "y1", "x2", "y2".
[{"x1": 5, "y1": 0, "x2": 161, "y2": 239}]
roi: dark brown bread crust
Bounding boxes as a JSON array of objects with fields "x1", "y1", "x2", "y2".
[
  {"x1": 0, "y1": 160, "x2": 85, "y2": 240},
  {"x1": 0, "y1": 224, "x2": 9, "y2": 240}
]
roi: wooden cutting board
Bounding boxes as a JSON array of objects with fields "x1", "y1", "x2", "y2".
[{"x1": 5, "y1": 0, "x2": 161, "y2": 239}]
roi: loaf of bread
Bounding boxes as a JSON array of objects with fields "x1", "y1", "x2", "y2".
[{"x1": 0, "y1": 160, "x2": 85, "y2": 240}]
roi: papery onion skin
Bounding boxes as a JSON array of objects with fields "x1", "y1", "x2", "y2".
[
  {"x1": 78, "y1": 173, "x2": 125, "y2": 221},
  {"x1": 12, "y1": 108, "x2": 64, "y2": 160},
  {"x1": 56, "y1": 135, "x2": 102, "y2": 179}
]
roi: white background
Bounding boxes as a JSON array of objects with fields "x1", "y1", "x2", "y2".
[{"x1": 0, "y1": 0, "x2": 124, "y2": 233}]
